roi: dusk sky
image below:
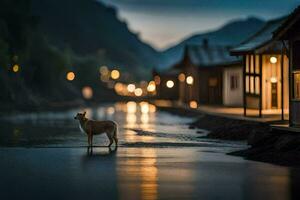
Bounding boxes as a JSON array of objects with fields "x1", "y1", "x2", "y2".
[{"x1": 100, "y1": 0, "x2": 300, "y2": 50}]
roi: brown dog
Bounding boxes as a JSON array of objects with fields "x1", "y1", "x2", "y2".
[{"x1": 74, "y1": 111, "x2": 118, "y2": 147}]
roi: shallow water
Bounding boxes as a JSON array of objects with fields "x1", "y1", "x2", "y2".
[{"x1": 0, "y1": 102, "x2": 299, "y2": 200}]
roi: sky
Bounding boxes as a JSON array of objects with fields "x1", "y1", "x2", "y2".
[{"x1": 100, "y1": 0, "x2": 300, "y2": 50}]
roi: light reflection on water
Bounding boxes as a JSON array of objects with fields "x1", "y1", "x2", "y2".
[{"x1": 0, "y1": 102, "x2": 300, "y2": 199}]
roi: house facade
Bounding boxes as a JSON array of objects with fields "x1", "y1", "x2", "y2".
[
  {"x1": 273, "y1": 6, "x2": 300, "y2": 126},
  {"x1": 179, "y1": 43, "x2": 243, "y2": 107},
  {"x1": 231, "y1": 17, "x2": 289, "y2": 118}
]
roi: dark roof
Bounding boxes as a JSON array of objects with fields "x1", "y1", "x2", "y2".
[
  {"x1": 231, "y1": 17, "x2": 286, "y2": 55},
  {"x1": 186, "y1": 45, "x2": 241, "y2": 67},
  {"x1": 273, "y1": 6, "x2": 300, "y2": 39}
]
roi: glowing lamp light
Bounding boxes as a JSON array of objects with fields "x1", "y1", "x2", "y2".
[
  {"x1": 107, "y1": 107, "x2": 115, "y2": 115},
  {"x1": 166, "y1": 80, "x2": 174, "y2": 88},
  {"x1": 189, "y1": 101, "x2": 198, "y2": 109},
  {"x1": 82, "y1": 86, "x2": 93, "y2": 99},
  {"x1": 114, "y1": 82, "x2": 123, "y2": 94},
  {"x1": 127, "y1": 84, "x2": 136, "y2": 93},
  {"x1": 134, "y1": 88, "x2": 143, "y2": 96},
  {"x1": 147, "y1": 81, "x2": 156, "y2": 92},
  {"x1": 66, "y1": 71, "x2": 75, "y2": 81},
  {"x1": 12, "y1": 64, "x2": 19, "y2": 73},
  {"x1": 140, "y1": 102, "x2": 149, "y2": 114},
  {"x1": 178, "y1": 73, "x2": 185, "y2": 82},
  {"x1": 270, "y1": 77, "x2": 278, "y2": 83},
  {"x1": 126, "y1": 101, "x2": 137, "y2": 113},
  {"x1": 270, "y1": 56, "x2": 277, "y2": 64},
  {"x1": 111, "y1": 70, "x2": 120, "y2": 80},
  {"x1": 186, "y1": 76, "x2": 194, "y2": 85}
]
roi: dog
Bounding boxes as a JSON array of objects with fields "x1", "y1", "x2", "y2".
[{"x1": 74, "y1": 111, "x2": 118, "y2": 147}]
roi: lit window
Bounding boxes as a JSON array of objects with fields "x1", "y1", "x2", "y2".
[
  {"x1": 255, "y1": 77, "x2": 260, "y2": 94},
  {"x1": 250, "y1": 55, "x2": 254, "y2": 73},
  {"x1": 255, "y1": 55, "x2": 260, "y2": 74},
  {"x1": 246, "y1": 76, "x2": 249, "y2": 93},
  {"x1": 294, "y1": 72, "x2": 300, "y2": 99},
  {"x1": 245, "y1": 55, "x2": 249, "y2": 73},
  {"x1": 250, "y1": 76, "x2": 254, "y2": 93}
]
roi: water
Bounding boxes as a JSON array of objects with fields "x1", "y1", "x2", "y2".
[{"x1": 0, "y1": 102, "x2": 299, "y2": 200}]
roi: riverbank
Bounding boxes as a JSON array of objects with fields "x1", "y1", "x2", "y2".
[{"x1": 158, "y1": 105, "x2": 300, "y2": 167}]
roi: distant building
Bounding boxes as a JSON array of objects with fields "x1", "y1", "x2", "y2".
[
  {"x1": 178, "y1": 40, "x2": 243, "y2": 107},
  {"x1": 273, "y1": 6, "x2": 300, "y2": 126},
  {"x1": 231, "y1": 17, "x2": 289, "y2": 118}
]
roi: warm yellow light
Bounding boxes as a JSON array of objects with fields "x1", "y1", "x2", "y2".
[
  {"x1": 127, "y1": 101, "x2": 137, "y2": 113},
  {"x1": 127, "y1": 84, "x2": 136, "y2": 93},
  {"x1": 12, "y1": 64, "x2": 19, "y2": 73},
  {"x1": 186, "y1": 76, "x2": 194, "y2": 85},
  {"x1": 147, "y1": 81, "x2": 156, "y2": 92},
  {"x1": 189, "y1": 101, "x2": 198, "y2": 109},
  {"x1": 100, "y1": 74, "x2": 109, "y2": 82},
  {"x1": 166, "y1": 80, "x2": 174, "y2": 88},
  {"x1": 140, "y1": 102, "x2": 149, "y2": 114},
  {"x1": 134, "y1": 88, "x2": 143, "y2": 96},
  {"x1": 270, "y1": 56, "x2": 277, "y2": 64},
  {"x1": 114, "y1": 82, "x2": 124, "y2": 93},
  {"x1": 99, "y1": 66, "x2": 109, "y2": 75},
  {"x1": 154, "y1": 76, "x2": 161, "y2": 85},
  {"x1": 270, "y1": 77, "x2": 278, "y2": 83},
  {"x1": 149, "y1": 104, "x2": 157, "y2": 113},
  {"x1": 107, "y1": 107, "x2": 115, "y2": 115},
  {"x1": 66, "y1": 71, "x2": 75, "y2": 81},
  {"x1": 111, "y1": 69, "x2": 120, "y2": 79},
  {"x1": 178, "y1": 73, "x2": 185, "y2": 82},
  {"x1": 82, "y1": 86, "x2": 93, "y2": 99}
]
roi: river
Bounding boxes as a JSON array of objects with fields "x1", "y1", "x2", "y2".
[{"x1": 0, "y1": 102, "x2": 299, "y2": 200}]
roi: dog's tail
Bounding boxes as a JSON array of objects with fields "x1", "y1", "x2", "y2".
[{"x1": 113, "y1": 123, "x2": 118, "y2": 146}]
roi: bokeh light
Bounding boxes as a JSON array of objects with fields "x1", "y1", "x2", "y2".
[
  {"x1": 270, "y1": 56, "x2": 277, "y2": 64},
  {"x1": 111, "y1": 69, "x2": 120, "y2": 80},
  {"x1": 12, "y1": 64, "x2": 19, "y2": 73},
  {"x1": 82, "y1": 86, "x2": 93, "y2": 99},
  {"x1": 178, "y1": 73, "x2": 185, "y2": 82},
  {"x1": 186, "y1": 76, "x2": 194, "y2": 85},
  {"x1": 189, "y1": 101, "x2": 198, "y2": 109},
  {"x1": 166, "y1": 80, "x2": 174, "y2": 88},
  {"x1": 134, "y1": 88, "x2": 143, "y2": 96},
  {"x1": 127, "y1": 101, "x2": 137, "y2": 113},
  {"x1": 147, "y1": 81, "x2": 156, "y2": 92},
  {"x1": 66, "y1": 71, "x2": 75, "y2": 81},
  {"x1": 127, "y1": 84, "x2": 136, "y2": 93}
]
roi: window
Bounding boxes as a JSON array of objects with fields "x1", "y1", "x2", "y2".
[
  {"x1": 250, "y1": 55, "x2": 254, "y2": 73},
  {"x1": 246, "y1": 55, "x2": 249, "y2": 73},
  {"x1": 255, "y1": 77, "x2": 260, "y2": 94},
  {"x1": 246, "y1": 76, "x2": 249, "y2": 92},
  {"x1": 294, "y1": 72, "x2": 300, "y2": 99},
  {"x1": 255, "y1": 55, "x2": 260, "y2": 74},
  {"x1": 250, "y1": 76, "x2": 254, "y2": 93},
  {"x1": 230, "y1": 74, "x2": 239, "y2": 90}
]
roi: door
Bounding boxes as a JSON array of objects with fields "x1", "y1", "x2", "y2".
[{"x1": 271, "y1": 82, "x2": 278, "y2": 108}]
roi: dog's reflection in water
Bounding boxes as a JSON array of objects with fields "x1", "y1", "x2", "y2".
[
  {"x1": 86, "y1": 146, "x2": 118, "y2": 156},
  {"x1": 81, "y1": 146, "x2": 118, "y2": 169}
]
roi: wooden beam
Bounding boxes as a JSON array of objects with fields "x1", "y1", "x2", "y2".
[
  {"x1": 259, "y1": 54, "x2": 263, "y2": 118},
  {"x1": 243, "y1": 55, "x2": 247, "y2": 116},
  {"x1": 281, "y1": 47, "x2": 284, "y2": 121}
]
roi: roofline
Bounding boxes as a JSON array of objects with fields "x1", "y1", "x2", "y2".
[{"x1": 273, "y1": 6, "x2": 300, "y2": 40}]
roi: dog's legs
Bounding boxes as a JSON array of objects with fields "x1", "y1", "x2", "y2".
[
  {"x1": 91, "y1": 134, "x2": 93, "y2": 147},
  {"x1": 107, "y1": 132, "x2": 114, "y2": 147},
  {"x1": 88, "y1": 135, "x2": 91, "y2": 147}
]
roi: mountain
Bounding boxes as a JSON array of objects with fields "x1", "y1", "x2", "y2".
[
  {"x1": 158, "y1": 17, "x2": 266, "y2": 70},
  {"x1": 31, "y1": 0, "x2": 160, "y2": 79}
]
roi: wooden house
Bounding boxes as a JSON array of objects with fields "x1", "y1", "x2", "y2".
[
  {"x1": 231, "y1": 17, "x2": 289, "y2": 119},
  {"x1": 273, "y1": 6, "x2": 300, "y2": 126},
  {"x1": 178, "y1": 41, "x2": 243, "y2": 107}
]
